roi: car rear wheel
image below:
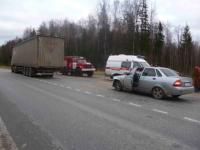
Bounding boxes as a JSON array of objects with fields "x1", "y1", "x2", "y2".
[
  {"x1": 152, "y1": 87, "x2": 165, "y2": 99},
  {"x1": 114, "y1": 80, "x2": 122, "y2": 91}
]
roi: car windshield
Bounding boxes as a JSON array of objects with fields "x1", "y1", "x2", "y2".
[{"x1": 160, "y1": 68, "x2": 179, "y2": 77}]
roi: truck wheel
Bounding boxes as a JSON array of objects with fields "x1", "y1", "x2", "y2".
[
  {"x1": 87, "y1": 72, "x2": 94, "y2": 77},
  {"x1": 28, "y1": 68, "x2": 33, "y2": 77},
  {"x1": 49, "y1": 74, "x2": 54, "y2": 78},
  {"x1": 23, "y1": 67, "x2": 26, "y2": 76},
  {"x1": 13, "y1": 66, "x2": 17, "y2": 73},
  {"x1": 26, "y1": 67, "x2": 29, "y2": 76},
  {"x1": 11, "y1": 66, "x2": 14, "y2": 73}
]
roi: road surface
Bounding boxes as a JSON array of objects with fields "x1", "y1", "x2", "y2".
[{"x1": 0, "y1": 69, "x2": 200, "y2": 150}]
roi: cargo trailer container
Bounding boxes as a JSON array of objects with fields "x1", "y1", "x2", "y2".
[{"x1": 11, "y1": 35, "x2": 64, "y2": 77}]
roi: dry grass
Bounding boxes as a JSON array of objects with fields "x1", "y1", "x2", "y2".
[{"x1": 0, "y1": 65, "x2": 10, "y2": 69}]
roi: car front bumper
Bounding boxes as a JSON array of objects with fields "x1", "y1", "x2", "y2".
[{"x1": 81, "y1": 68, "x2": 96, "y2": 72}]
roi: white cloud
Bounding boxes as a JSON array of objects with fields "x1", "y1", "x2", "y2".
[{"x1": 154, "y1": 0, "x2": 200, "y2": 40}]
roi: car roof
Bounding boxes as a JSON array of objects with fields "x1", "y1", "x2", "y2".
[
  {"x1": 108, "y1": 55, "x2": 147, "y2": 62},
  {"x1": 143, "y1": 66, "x2": 169, "y2": 70}
]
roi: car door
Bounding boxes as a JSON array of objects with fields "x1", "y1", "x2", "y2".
[
  {"x1": 123, "y1": 73, "x2": 134, "y2": 91},
  {"x1": 137, "y1": 68, "x2": 157, "y2": 93}
]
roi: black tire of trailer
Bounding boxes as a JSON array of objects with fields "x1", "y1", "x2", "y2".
[{"x1": 28, "y1": 67, "x2": 35, "y2": 77}]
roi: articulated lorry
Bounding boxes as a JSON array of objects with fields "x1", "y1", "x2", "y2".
[{"x1": 11, "y1": 35, "x2": 64, "y2": 77}]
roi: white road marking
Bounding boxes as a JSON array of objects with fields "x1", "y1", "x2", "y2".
[
  {"x1": 52, "y1": 83, "x2": 58, "y2": 86},
  {"x1": 66, "y1": 86, "x2": 72, "y2": 89},
  {"x1": 96, "y1": 94, "x2": 105, "y2": 98},
  {"x1": 129, "y1": 102, "x2": 142, "y2": 107},
  {"x1": 112, "y1": 98, "x2": 121, "y2": 102},
  {"x1": 75, "y1": 89, "x2": 81, "y2": 92},
  {"x1": 43, "y1": 80, "x2": 48, "y2": 83},
  {"x1": 85, "y1": 91, "x2": 92, "y2": 95},
  {"x1": 184, "y1": 117, "x2": 200, "y2": 124},
  {"x1": 47, "y1": 82, "x2": 52, "y2": 84},
  {"x1": 59, "y1": 84, "x2": 65, "y2": 88},
  {"x1": 153, "y1": 109, "x2": 168, "y2": 115}
]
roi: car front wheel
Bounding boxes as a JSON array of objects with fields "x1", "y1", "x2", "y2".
[
  {"x1": 113, "y1": 80, "x2": 122, "y2": 91},
  {"x1": 152, "y1": 87, "x2": 165, "y2": 99}
]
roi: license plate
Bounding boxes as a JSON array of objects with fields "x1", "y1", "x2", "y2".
[{"x1": 184, "y1": 82, "x2": 191, "y2": 87}]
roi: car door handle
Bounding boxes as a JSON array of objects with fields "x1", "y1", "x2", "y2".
[{"x1": 153, "y1": 78, "x2": 156, "y2": 80}]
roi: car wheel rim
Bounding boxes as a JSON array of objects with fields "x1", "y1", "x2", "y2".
[
  {"x1": 153, "y1": 88, "x2": 163, "y2": 99},
  {"x1": 115, "y1": 82, "x2": 121, "y2": 90}
]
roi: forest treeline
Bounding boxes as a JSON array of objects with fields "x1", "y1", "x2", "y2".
[{"x1": 0, "y1": 0, "x2": 200, "y2": 74}]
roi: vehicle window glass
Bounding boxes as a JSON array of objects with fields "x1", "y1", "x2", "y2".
[
  {"x1": 121, "y1": 61, "x2": 131, "y2": 69},
  {"x1": 156, "y1": 69, "x2": 162, "y2": 77},
  {"x1": 140, "y1": 62, "x2": 150, "y2": 67},
  {"x1": 160, "y1": 68, "x2": 178, "y2": 77},
  {"x1": 133, "y1": 62, "x2": 141, "y2": 68},
  {"x1": 142, "y1": 68, "x2": 156, "y2": 77},
  {"x1": 77, "y1": 59, "x2": 86, "y2": 63}
]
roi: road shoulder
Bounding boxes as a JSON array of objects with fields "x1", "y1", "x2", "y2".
[{"x1": 0, "y1": 117, "x2": 18, "y2": 150}]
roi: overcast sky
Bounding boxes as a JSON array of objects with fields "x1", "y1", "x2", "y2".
[{"x1": 0, "y1": 0, "x2": 200, "y2": 45}]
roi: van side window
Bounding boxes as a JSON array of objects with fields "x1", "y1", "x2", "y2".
[
  {"x1": 142, "y1": 68, "x2": 156, "y2": 77},
  {"x1": 133, "y1": 62, "x2": 141, "y2": 68},
  {"x1": 121, "y1": 61, "x2": 131, "y2": 69},
  {"x1": 156, "y1": 69, "x2": 162, "y2": 77}
]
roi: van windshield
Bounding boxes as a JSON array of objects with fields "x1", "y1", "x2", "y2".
[{"x1": 140, "y1": 62, "x2": 150, "y2": 67}]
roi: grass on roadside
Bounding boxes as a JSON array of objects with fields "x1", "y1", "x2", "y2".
[{"x1": 0, "y1": 65, "x2": 10, "y2": 69}]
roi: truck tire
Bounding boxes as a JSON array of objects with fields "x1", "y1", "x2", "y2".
[
  {"x1": 23, "y1": 67, "x2": 26, "y2": 76},
  {"x1": 87, "y1": 72, "x2": 94, "y2": 77},
  {"x1": 13, "y1": 66, "x2": 16, "y2": 73},
  {"x1": 11, "y1": 66, "x2": 14, "y2": 73},
  {"x1": 28, "y1": 68, "x2": 34, "y2": 77}
]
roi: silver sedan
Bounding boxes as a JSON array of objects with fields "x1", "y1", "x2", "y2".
[{"x1": 113, "y1": 67, "x2": 194, "y2": 99}]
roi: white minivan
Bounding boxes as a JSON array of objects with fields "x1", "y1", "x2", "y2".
[{"x1": 105, "y1": 54, "x2": 150, "y2": 78}]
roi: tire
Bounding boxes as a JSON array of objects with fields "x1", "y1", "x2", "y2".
[
  {"x1": 11, "y1": 66, "x2": 14, "y2": 73},
  {"x1": 87, "y1": 72, "x2": 94, "y2": 77},
  {"x1": 48, "y1": 74, "x2": 54, "y2": 78},
  {"x1": 23, "y1": 67, "x2": 26, "y2": 76},
  {"x1": 113, "y1": 80, "x2": 123, "y2": 91},
  {"x1": 27, "y1": 68, "x2": 31, "y2": 77},
  {"x1": 172, "y1": 95, "x2": 180, "y2": 99},
  {"x1": 25, "y1": 67, "x2": 28, "y2": 76},
  {"x1": 152, "y1": 87, "x2": 165, "y2": 99},
  {"x1": 28, "y1": 68, "x2": 34, "y2": 77}
]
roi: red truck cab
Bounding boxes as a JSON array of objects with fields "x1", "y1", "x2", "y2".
[{"x1": 62, "y1": 56, "x2": 95, "y2": 77}]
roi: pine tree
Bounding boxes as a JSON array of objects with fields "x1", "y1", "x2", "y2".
[
  {"x1": 97, "y1": 0, "x2": 110, "y2": 67},
  {"x1": 154, "y1": 22, "x2": 164, "y2": 65},
  {"x1": 139, "y1": 0, "x2": 150, "y2": 56},
  {"x1": 180, "y1": 25, "x2": 193, "y2": 73}
]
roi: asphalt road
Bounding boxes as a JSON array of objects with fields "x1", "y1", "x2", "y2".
[{"x1": 0, "y1": 68, "x2": 200, "y2": 150}]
